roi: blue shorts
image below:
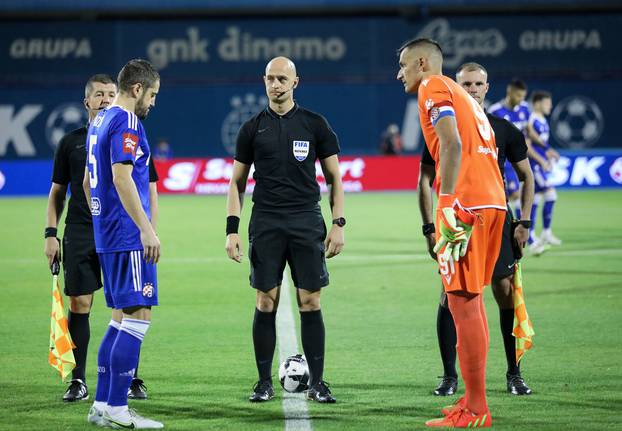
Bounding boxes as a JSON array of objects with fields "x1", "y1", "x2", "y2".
[
  {"x1": 504, "y1": 161, "x2": 520, "y2": 196},
  {"x1": 532, "y1": 163, "x2": 552, "y2": 193},
  {"x1": 98, "y1": 250, "x2": 158, "y2": 309}
]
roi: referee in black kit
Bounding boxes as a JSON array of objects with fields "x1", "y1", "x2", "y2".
[
  {"x1": 44, "y1": 74, "x2": 157, "y2": 402},
  {"x1": 225, "y1": 56, "x2": 345, "y2": 404},
  {"x1": 418, "y1": 62, "x2": 535, "y2": 398}
]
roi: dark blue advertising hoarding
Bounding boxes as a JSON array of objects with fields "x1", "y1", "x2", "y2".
[{"x1": 0, "y1": 15, "x2": 619, "y2": 159}]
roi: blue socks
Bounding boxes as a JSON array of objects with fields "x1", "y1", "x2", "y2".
[
  {"x1": 95, "y1": 318, "x2": 150, "y2": 408},
  {"x1": 95, "y1": 320, "x2": 120, "y2": 403},
  {"x1": 543, "y1": 200, "x2": 555, "y2": 230}
]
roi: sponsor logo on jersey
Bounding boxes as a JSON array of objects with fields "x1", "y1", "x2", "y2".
[
  {"x1": 293, "y1": 140, "x2": 310, "y2": 161},
  {"x1": 90, "y1": 197, "x2": 101, "y2": 216},
  {"x1": 122, "y1": 133, "x2": 138, "y2": 155},
  {"x1": 142, "y1": 282, "x2": 154, "y2": 298},
  {"x1": 477, "y1": 145, "x2": 498, "y2": 159}
]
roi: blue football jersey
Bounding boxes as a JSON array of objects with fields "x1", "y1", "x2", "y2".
[
  {"x1": 86, "y1": 106, "x2": 151, "y2": 253},
  {"x1": 528, "y1": 113, "x2": 550, "y2": 163},
  {"x1": 489, "y1": 101, "x2": 531, "y2": 134}
]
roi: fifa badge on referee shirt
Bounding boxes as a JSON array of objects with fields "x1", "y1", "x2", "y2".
[{"x1": 293, "y1": 140, "x2": 310, "y2": 161}]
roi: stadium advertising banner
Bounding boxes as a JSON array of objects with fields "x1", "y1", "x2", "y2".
[
  {"x1": 0, "y1": 15, "x2": 619, "y2": 159},
  {"x1": 2, "y1": 153, "x2": 622, "y2": 197}
]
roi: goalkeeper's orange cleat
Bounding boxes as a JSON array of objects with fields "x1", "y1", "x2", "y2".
[
  {"x1": 426, "y1": 407, "x2": 492, "y2": 428},
  {"x1": 441, "y1": 395, "x2": 466, "y2": 416}
]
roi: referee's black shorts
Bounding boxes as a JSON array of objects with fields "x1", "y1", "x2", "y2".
[
  {"x1": 62, "y1": 223, "x2": 102, "y2": 296},
  {"x1": 248, "y1": 205, "x2": 329, "y2": 292},
  {"x1": 492, "y1": 210, "x2": 517, "y2": 280}
]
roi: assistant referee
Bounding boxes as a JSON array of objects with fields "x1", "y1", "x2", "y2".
[
  {"x1": 44, "y1": 74, "x2": 158, "y2": 402},
  {"x1": 225, "y1": 56, "x2": 345, "y2": 404}
]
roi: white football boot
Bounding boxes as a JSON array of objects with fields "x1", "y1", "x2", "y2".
[
  {"x1": 528, "y1": 240, "x2": 547, "y2": 256},
  {"x1": 104, "y1": 408, "x2": 164, "y2": 429},
  {"x1": 87, "y1": 404, "x2": 108, "y2": 427},
  {"x1": 540, "y1": 230, "x2": 562, "y2": 246}
]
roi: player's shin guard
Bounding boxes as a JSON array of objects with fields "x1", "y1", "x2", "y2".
[
  {"x1": 95, "y1": 320, "x2": 120, "y2": 403},
  {"x1": 301, "y1": 310, "x2": 325, "y2": 387},
  {"x1": 107, "y1": 319, "x2": 150, "y2": 407},
  {"x1": 252, "y1": 309, "x2": 277, "y2": 382},
  {"x1": 448, "y1": 294, "x2": 488, "y2": 415}
]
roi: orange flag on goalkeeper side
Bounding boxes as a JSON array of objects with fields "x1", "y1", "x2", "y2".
[
  {"x1": 48, "y1": 259, "x2": 75, "y2": 380},
  {"x1": 512, "y1": 262, "x2": 535, "y2": 365}
]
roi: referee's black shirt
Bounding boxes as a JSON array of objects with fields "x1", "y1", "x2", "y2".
[
  {"x1": 52, "y1": 126, "x2": 159, "y2": 225},
  {"x1": 421, "y1": 113, "x2": 528, "y2": 181},
  {"x1": 235, "y1": 104, "x2": 340, "y2": 209}
]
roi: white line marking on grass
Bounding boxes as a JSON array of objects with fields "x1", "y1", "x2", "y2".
[{"x1": 276, "y1": 276, "x2": 312, "y2": 431}]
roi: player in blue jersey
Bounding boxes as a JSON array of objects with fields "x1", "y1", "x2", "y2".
[
  {"x1": 527, "y1": 91, "x2": 562, "y2": 247},
  {"x1": 83, "y1": 59, "x2": 163, "y2": 429},
  {"x1": 488, "y1": 79, "x2": 531, "y2": 220}
]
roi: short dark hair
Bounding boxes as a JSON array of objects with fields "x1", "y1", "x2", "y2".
[
  {"x1": 531, "y1": 90, "x2": 552, "y2": 104},
  {"x1": 397, "y1": 37, "x2": 443, "y2": 57},
  {"x1": 85, "y1": 74, "x2": 116, "y2": 98},
  {"x1": 508, "y1": 78, "x2": 527, "y2": 91},
  {"x1": 456, "y1": 62, "x2": 488, "y2": 77},
  {"x1": 117, "y1": 59, "x2": 160, "y2": 93}
]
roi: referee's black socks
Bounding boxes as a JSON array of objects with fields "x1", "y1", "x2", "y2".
[
  {"x1": 300, "y1": 309, "x2": 325, "y2": 387},
  {"x1": 500, "y1": 308, "x2": 520, "y2": 375},
  {"x1": 436, "y1": 303, "x2": 458, "y2": 379},
  {"x1": 68, "y1": 311, "x2": 90, "y2": 382},
  {"x1": 252, "y1": 308, "x2": 277, "y2": 382}
]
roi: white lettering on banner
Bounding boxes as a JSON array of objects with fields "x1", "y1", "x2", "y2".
[
  {"x1": 163, "y1": 162, "x2": 198, "y2": 191},
  {"x1": 10, "y1": 38, "x2": 91, "y2": 59},
  {"x1": 218, "y1": 27, "x2": 346, "y2": 62},
  {"x1": 147, "y1": 27, "x2": 209, "y2": 70},
  {"x1": 204, "y1": 158, "x2": 234, "y2": 180},
  {"x1": 570, "y1": 157, "x2": 605, "y2": 186},
  {"x1": 609, "y1": 157, "x2": 622, "y2": 185},
  {"x1": 415, "y1": 18, "x2": 506, "y2": 68},
  {"x1": 519, "y1": 30, "x2": 601, "y2": 51},
  {"x1": 0, "y1": 105, "x2": 42, "y2": 156},
  {"x1": 314, "y1": 158, "x2": 365, "y2": 179},
  {"x1": 549, "y1": 156, "x2": 571, "y2": 186}
]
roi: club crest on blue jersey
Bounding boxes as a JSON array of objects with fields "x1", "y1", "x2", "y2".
[
  {"x1": 293, "y1": 140, "x2": 310, "y2": 161},
  {"x1": 142, "y1": 282, "x2": 154, "y2": 298}
]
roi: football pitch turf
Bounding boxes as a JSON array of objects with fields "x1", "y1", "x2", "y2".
[{"x1": 0, "y1": 190, "x2": 621, "y2": 430}]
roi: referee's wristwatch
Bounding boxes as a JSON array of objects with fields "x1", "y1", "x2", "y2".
[
  {"x1": 332, "y1": 217, "x2": 346, "y2": 227},
  {"x1": 518, "y1": 220, "x2": 532, "y2": 229}
]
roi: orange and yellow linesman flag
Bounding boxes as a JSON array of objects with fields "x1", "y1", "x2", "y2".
[
  {"x1": 512, "y1": 262, "x2": 535, "y2": 365},
  {"x1": 48, "y1": 259, "x2": 76, "y2": 380}
]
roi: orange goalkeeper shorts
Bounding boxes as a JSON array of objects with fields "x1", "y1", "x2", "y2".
[{"x1": 435, "y1": 207, "x2": 505, "y2": 294}]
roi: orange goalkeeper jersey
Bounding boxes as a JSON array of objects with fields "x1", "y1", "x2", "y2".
[{"x1": 418, "y1": 75, "x2": 506, "y2": 210}]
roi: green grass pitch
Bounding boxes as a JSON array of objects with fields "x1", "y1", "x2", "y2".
[{"x1": 0, "y1": 190, "x2": 621, "y2": 430}]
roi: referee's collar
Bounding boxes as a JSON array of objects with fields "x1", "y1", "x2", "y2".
[{"x1": 266, "y1": 103, "x2": 299, "y2": 119}]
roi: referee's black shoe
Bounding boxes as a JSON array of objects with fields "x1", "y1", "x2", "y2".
[
  {"x1": 433, "y1": 376, "x2": 458, "y2": 396},
  {"x1": 305, "y1": 381, "x2": 336, "y2": 403},
  {"x1": 128, "y1": 378, "x2": 148, "y2": 400},
  {"x1": 249, "y1": 380, "x2": 275, "y2": 402},
  {"x1": 63, "y1": 379, "x2": 89, "y2": 402},
  {"x1": 507, "y1": 373, "x2": 532, "y2": 395}
]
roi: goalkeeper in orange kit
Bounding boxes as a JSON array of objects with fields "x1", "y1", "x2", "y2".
[{"x1": 397, "y1": 39, "x2": 506, "y2": 427}]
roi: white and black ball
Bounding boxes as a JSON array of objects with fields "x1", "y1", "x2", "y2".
[{"x1": 278, "y1": 354, "x2": 310, "y2": 393}]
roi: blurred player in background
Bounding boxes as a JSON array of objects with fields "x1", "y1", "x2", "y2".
[
  {"x1": 489, "y1": 79, "x2": 530, "y2": 220},
  {"x1": 419, "y1": 62, "x2": 534, "y2": 399},
  {"x1": 44, "y1": 74, "x2": 155, "y2": 402},
  {"x1": 84, "y1": 59, "x2": 163, "y2": 429},
  {"x1": 398, "y1": 39, "x2": 505, "y2": 428},
  {"x1": 527, "y1": 91, "x2": 562, "y2": 247},
  {"x1": 226, "y1": 56, "x2": 344, "y2": 404}
]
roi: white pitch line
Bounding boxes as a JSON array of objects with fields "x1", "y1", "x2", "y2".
[{"x1": 276, "y1": 276, "x2": 312, "y2": 431}]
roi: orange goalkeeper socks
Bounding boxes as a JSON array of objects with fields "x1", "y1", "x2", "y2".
[{"x1": 447, "y1": 293, "x2": 489, "y2": 415}]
